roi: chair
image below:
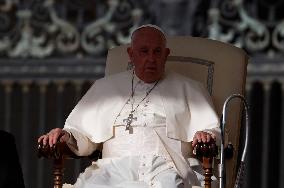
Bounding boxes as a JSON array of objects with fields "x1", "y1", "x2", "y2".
[{"x1": 38, "y1": 36, "x2": 248, "y2": 188}]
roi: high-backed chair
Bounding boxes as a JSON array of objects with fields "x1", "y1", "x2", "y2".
[
  {"x1": 106, "y1": 36, "x2": 248, "y2": 188},
  {"x1": 38, "y1": 36, "x2": 248, "y2": 188}
]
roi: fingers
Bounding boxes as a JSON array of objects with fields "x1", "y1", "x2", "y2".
[
  {"x1": 38, "y1": 128, "x2": 64, "y2": 147},
  {"x1": 37, "y1": 135, "x2": 46, "y2": 145},
  {"x1": 37, "y1": 134, "x2": 50, "y2": 147},
  {"x1": 49, "y1": 131, "x2": 59, "y2": 147},
  {"x1": 206, "y1": 133, "x2": 211, "y2": 142},
  {"x1": 192, "y1": 131, "x2": 215, "y2": 147},
  {"x1": 210, "y1": 133, "x2": 216, "y2": 141},
  {"x1": 192, "y1": 134, "x2": 200, "y2": 147},
  {"x1": 192, "y1": 138, "x2": 197, "y2": 147}
]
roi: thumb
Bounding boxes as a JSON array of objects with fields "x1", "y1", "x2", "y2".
[{"x1": 59, "y1": 131, "x2": 70, "y2": 143}]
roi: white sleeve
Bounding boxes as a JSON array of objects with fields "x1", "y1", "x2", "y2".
[{"x1": 63, "y1": 128, "x2": 99, "y2": 156}]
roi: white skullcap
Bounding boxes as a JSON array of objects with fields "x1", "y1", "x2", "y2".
[{"x1": 131, "y1": 24, "x2": 166, "y2": 38}]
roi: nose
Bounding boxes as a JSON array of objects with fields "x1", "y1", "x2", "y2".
[{"x1": 147, "y1": 51, "x2": 155, "y2": 62}]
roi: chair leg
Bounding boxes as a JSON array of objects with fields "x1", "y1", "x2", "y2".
[
  {"x1": 202, "y1": 157, "x2": 213, "y2": 188},
  {"x1": 53, "y1": 157, "x2": 64, "y2": 188}
]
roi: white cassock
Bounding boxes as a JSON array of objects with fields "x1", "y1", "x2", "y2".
[{"x1": 62, "y1": 70, "x2": 220, "y2": 188}]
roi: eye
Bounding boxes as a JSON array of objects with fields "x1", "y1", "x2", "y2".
[
  {"x1": 139, "y1": 48, "x2": 148, "y2": 55},
  {"x1": 154, "y1": 48, "x2": 162, "y2": 55}
]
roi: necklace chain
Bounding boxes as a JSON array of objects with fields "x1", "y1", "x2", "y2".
[
  {"x1": 130, "y1": 70, "x2": 159, "y2": 114},
  {"x1": 113, "y1": 70, "x2": 159, "y2": 133}
]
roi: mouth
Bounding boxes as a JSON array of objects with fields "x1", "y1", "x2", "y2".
[{"x1": 145, "y1": 67, "x2": 157, "y2": 73}]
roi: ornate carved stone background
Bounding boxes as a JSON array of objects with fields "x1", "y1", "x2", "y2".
[
  {"x1": 0, "y1": 0, "x2": 150, "y2": 58},
  {"x1": 1, "y1": 0, "x2": 283, "y2": 59},
  {"x1": 207, "y1": 0, "x2": 284, "y2": 59}
]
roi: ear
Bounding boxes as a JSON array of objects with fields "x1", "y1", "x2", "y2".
[
  {"x1": 165, "y1": 48, "x2": 170, "y2": 57},
  {"x1": 127, "y1": 47, "x2": 133, "y2": 59}
]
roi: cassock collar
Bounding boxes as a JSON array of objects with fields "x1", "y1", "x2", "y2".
[{"x1": 131, "y1": 70, "x2": 158, "y2": 90}]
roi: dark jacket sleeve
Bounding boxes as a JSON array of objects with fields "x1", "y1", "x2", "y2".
[{"x1": 0, "y1": 130, "x2": 25, "y2": 188}]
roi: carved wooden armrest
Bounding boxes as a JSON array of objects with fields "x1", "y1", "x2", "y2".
[
  {"x1": 37, "y1": 141, "x2": 101, "y2": 188},
  {"x1": 193, "y1": 139, "x2": 218, "y2": 188}
]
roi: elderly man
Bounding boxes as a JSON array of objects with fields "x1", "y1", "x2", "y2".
[{"x1": 38, "y1": 25, "x2": 220, "y2": 188}]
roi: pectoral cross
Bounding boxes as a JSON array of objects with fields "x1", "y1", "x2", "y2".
[{"x1": 123, "y1": 113, "x2": 137, "y2": 134}]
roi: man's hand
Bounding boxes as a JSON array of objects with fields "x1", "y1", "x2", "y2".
[
  {"x1": 192, "y1": 131, "x2": 216, "y2": 147},
  {"x1": 38, "y1": 128, "x2": 70, "y2": 147}
]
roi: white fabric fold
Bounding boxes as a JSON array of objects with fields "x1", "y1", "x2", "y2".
[
  {"x1": 153, "y1": 128, "x2": 200, "y2": 187},
  {"x1": 64, "y1": 128, "x2": 99, "y2": 156},
  {"x1": 61, "y1": 70, "x2": 220, "y2": 187},
  {"x1": 64, "y1": 70, "x2": 219, "y2": 144}
]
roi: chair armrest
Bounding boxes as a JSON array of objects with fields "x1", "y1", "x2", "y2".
[
  {"x1": 193, "y1": 139, "x2": 218, "y2": 188},
  {"x1": 38, "y1": 141, "x2": 102, "y2": 160},
  {"x1": 37, "y1": 141, "x2": 101, "y2": 188},
  {"x1": 38, "y1": 141, "x2": 77, "y2": 159}
]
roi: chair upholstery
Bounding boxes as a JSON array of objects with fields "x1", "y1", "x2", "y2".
[{"x1": 105, "y1": 36, "x2": 248, "y2": 188}]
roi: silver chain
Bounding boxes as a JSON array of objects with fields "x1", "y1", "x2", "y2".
[{"x1": 113, "y1": 70, "x2": 159, "y2": 133}]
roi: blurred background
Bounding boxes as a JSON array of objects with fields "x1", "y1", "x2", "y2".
[{"x1": 0, "y1": 0, "x2": 283, "y2": 188}]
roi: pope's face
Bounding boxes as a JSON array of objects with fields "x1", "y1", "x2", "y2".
[{"x1": 127, "y1": 28, "x2": 170, "y2": 83}]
